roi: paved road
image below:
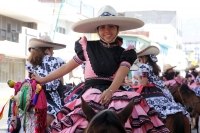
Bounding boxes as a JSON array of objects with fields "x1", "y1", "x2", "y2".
[{"x1": 0, "y1": 84, "x2": 14, "y2": 133}]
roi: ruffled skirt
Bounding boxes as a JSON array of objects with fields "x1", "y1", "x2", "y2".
[
  {"x1": 133, "y1": 85, "x2": 191, "y2": 120},
  {"x1": 47, "y1": 88, "x2": 169, "y2": 133}
]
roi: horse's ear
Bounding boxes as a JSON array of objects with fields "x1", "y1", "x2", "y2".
[
  {"x1": 81, "y1": 97, "x2": 96, "y2": 122},
  {"x1": 117, "y1": 98, "x2": 134, "y2": 124}
]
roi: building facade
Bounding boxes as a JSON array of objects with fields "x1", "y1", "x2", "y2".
[
  {"x1": 119, "y1": 10, "x2": 187, "y2": 72},
  {"x1": 0, "y1": 0, "x2": 94, "y2": 83}
]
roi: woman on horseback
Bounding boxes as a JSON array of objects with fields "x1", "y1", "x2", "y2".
[
  {"x1": 31, "y1": 5, "x2": 169, "y2": 133},
  {"x1": 185, "y1": 64, "x2": 199, "y2": 89},
  {"x1": 26, "y1": 35, "x2": 69, "y2": 126},
  {"x1": 133, "y1": 45, "x2": 190, "y2": 122}
]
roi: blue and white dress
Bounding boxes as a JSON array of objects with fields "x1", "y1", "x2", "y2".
[
  {"x1": 137, "y1": 63, "x2": 190, "y2": 120},
  {"x1": 25, "y1": 55, "x2": 68, "y2": 117},
  {"x1": 193, "y1": 76, "x2": 200, "y2": 96}
]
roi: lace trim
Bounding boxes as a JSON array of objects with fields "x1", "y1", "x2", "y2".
[
  {"x1": 73, "y1": 55, "x2": 84, "y2": 64},
  {"x1": 120, "y1": 61, "x2": 131, "y2": 69},
  {"x1": 85, "y1": 77, "x2": 114, "y2": 81}
]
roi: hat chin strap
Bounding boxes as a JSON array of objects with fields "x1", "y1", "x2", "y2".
[{"x1": 97, "y1": 29, "x2": 119, "y2": 47}]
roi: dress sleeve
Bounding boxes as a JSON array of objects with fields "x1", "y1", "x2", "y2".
[
  {"x1": 120, "y1": 45, "x2": 137, "y2": 69},
  {"x1": 56, "y1": 57, "x2": 65, "y2": 66},
  {"x1": 73, "y1": 37, "x2": 87, "y2": 64},
  {"x1": 139, "y1": 64, "x2": 150, "y2": 78},
  {"x1": 25, "y1": 61, "x2": 33, "y2": 73}
]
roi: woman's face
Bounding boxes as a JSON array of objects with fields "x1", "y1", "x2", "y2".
[
  {"x1": 97, "y1": 24, "x2": 118, "y2": 42},
  {"x1": 139, "y1": 56, "x2": 148, "y2": 64},
  {"x1": 45, "y1": 47, "x2": 54, "y2": 56}
]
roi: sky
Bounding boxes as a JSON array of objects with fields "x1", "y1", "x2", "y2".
[{"x1": 82, "y1": 0, "x2": 200, "y2": 18}]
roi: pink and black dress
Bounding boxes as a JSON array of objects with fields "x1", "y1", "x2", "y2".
[{"x1": 47, "y1": 37, "x2": 169, "y2": 133}]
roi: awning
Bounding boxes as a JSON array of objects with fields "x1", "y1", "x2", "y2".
[{"x1": 159, "y1": 43, "x2": 172, "y2": 49}]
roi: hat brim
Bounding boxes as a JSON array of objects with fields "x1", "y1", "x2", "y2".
[
  {"x1": 130, "y1": 64, "x2": 139, "y2": 71},
  {"x1": 137, "y1": 46, "x2": 159, "y2": 57},
  {"x1": 163, "y1": 66, "x2": 176, "y2": 73},
  {"x1": 187, "y1": 65, "x2": 199, "y2": 70},
  {"x1": 29, "y1": 38, "x2": 66, "y2": 50},
  {"x1": 72, "y1": 17, "x2": 144, "y2": 33}
]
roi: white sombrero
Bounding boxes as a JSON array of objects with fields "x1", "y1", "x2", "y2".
[
  {"x1": 186, "y1": 64, "x2": 199, "y2": 70},
  {"x1": 29, "y1": 35, "x2": 66, "y2": 50},
  {"x1": 72, "y1": 5, "x2": 144, "y2": 33},
  {"x1": 163, "y1": 64, "x2": 176, "y2": 73},
  {"x1": 137, "y1": 45, "x2": 160, "y2": 57}
]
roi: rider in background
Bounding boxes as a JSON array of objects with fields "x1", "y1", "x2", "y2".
[
  {"x1": 133, "y1": 45, "x2": 190, "y2": 121},
  {"x1": 185, "y1": 64, "x2": 199, "y2": 89},
  {"x1": 32, "y1": 5, "x2": 169, "y2": 133},
  {"x1": 162, "y1": 64, "x2": 183, "y2": 87},
  {"x1": 26, "y1": 35, "x2": 67, "y2": 126}
]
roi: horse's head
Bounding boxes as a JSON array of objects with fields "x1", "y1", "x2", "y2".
[
  {"x1": 81, "y1": 97, "x2": 134, "y2": 133},
  {"x1": 178, "y1": 83, "x2": 200, "y2": 115}
]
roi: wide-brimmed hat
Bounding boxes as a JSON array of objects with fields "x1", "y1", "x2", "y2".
[
  {"x1": 29, "y1": 35, "x2": 66, "y2": 50},
  {"x1": 137, "y1": 45, "x2": 160, "y2": 57},
  {"x1": 72, "y1": 5, "x2": 144, "y2": 33},
  {"x1": 186, "y1": 64, "x2": 199, "y2": 71},
  {"x1": 163, "y1": 64, "x2": 176, "y2": 73}
]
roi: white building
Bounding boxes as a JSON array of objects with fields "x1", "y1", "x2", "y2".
[
  {"x1": 121, "y1": 10, "x2": 187, "y2": 72},
  {"x1": 0, "y1": 0, "x2": 94, "y2": 83}
]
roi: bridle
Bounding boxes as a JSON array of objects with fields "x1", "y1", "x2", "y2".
[{"x1": 177, "y1": 83, "x2": 200, "y2": 112}]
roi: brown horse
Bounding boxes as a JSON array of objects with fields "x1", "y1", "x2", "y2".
[
  {"x1": 165, "y1": 112, "x2": 190, "y2": 133},
  {"x1": 167, "y1": 82, "x2": 200, "y2": 133},
  {"x1": 81, "y1": 97, "x2": 134, "y2": 133},
  {"x1": 168, "y1": 83, "x2": 200, "y2": 116}
]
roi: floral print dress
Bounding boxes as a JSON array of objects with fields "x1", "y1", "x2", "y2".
[
  {"x1": 26, "y1": 55, "x2": 66, "y2": 117},
  {"x1": 138, "y1": 63, "x2": 190, "y2": 120}
]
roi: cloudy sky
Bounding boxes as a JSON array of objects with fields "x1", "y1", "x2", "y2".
[{"x1": 82, "y1": 0, "x2": 200, "y2": 18}]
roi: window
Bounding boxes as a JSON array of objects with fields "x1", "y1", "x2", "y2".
[
  {"x1": 0, "y1": 15, "x2": 28, "y2": 42},
  {"x1": 56, "y1": 27, "x2": 66, "y2": 34},
  {"x1": 1, "y1": 16, "x2": 6, "y2": 29},
  {"x1": 17, "y1": 21, "x2": 21, "y2": 32},
  {"x1": 12, "y1": 31, "x2": 19, "y2": 42},
  {"x1": 7, "y1": 23, "x2": 11, "y2": 41},
  {"x1": 1, "y1": 29, "x2": 6, "y2": 40}
]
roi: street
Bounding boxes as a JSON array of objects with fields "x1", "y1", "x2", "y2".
[{"x1": 0, "y1": 84, "x2": 14, "y2": 133}]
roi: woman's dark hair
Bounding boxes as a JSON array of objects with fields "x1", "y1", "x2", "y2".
[
  {"x1": 27, "y1": 47, "x2": 50, "y2": 67},
  {"x1": 147, "y1": 55, "x2": 160, "y2": 76},
  {"x1": 191, "y1": 69, "x2": 198, "y2": 78},
  {"x1": 163, "y1": 71, "x2": 179, "y2": 80}
]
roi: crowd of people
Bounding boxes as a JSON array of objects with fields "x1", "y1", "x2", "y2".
[{"x1": 7, "y1": 4, "x2": 200, "y2": 133}]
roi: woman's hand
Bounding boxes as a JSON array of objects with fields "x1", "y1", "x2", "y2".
[
  {"x1": 134, "y1": 74, "x2": 140, "y2": 80},
  {"x1": 31, "y1": 73, "x2": 45, "y2": 84},
  {"x1": 99, "y1": 89, "x2": 113, "y2": 105}
]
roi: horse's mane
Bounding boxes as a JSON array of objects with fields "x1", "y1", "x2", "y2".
[
  {"x1": 180, "y1": 83, "x2": 195, "y2": 94},
  {"x1": 84, "y1": 109, "x2": 127, "y2": 133}
]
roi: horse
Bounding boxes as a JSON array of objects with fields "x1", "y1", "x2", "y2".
[
  {"x1": 164, "y1": 112, "x2": 190, "y2": 133},
  {"x1": 167, "y1": 82, "x2": 200, "y2": 132},
  {"x1": 81, "y1": 97, "x2": 134, "y2": 133}
]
